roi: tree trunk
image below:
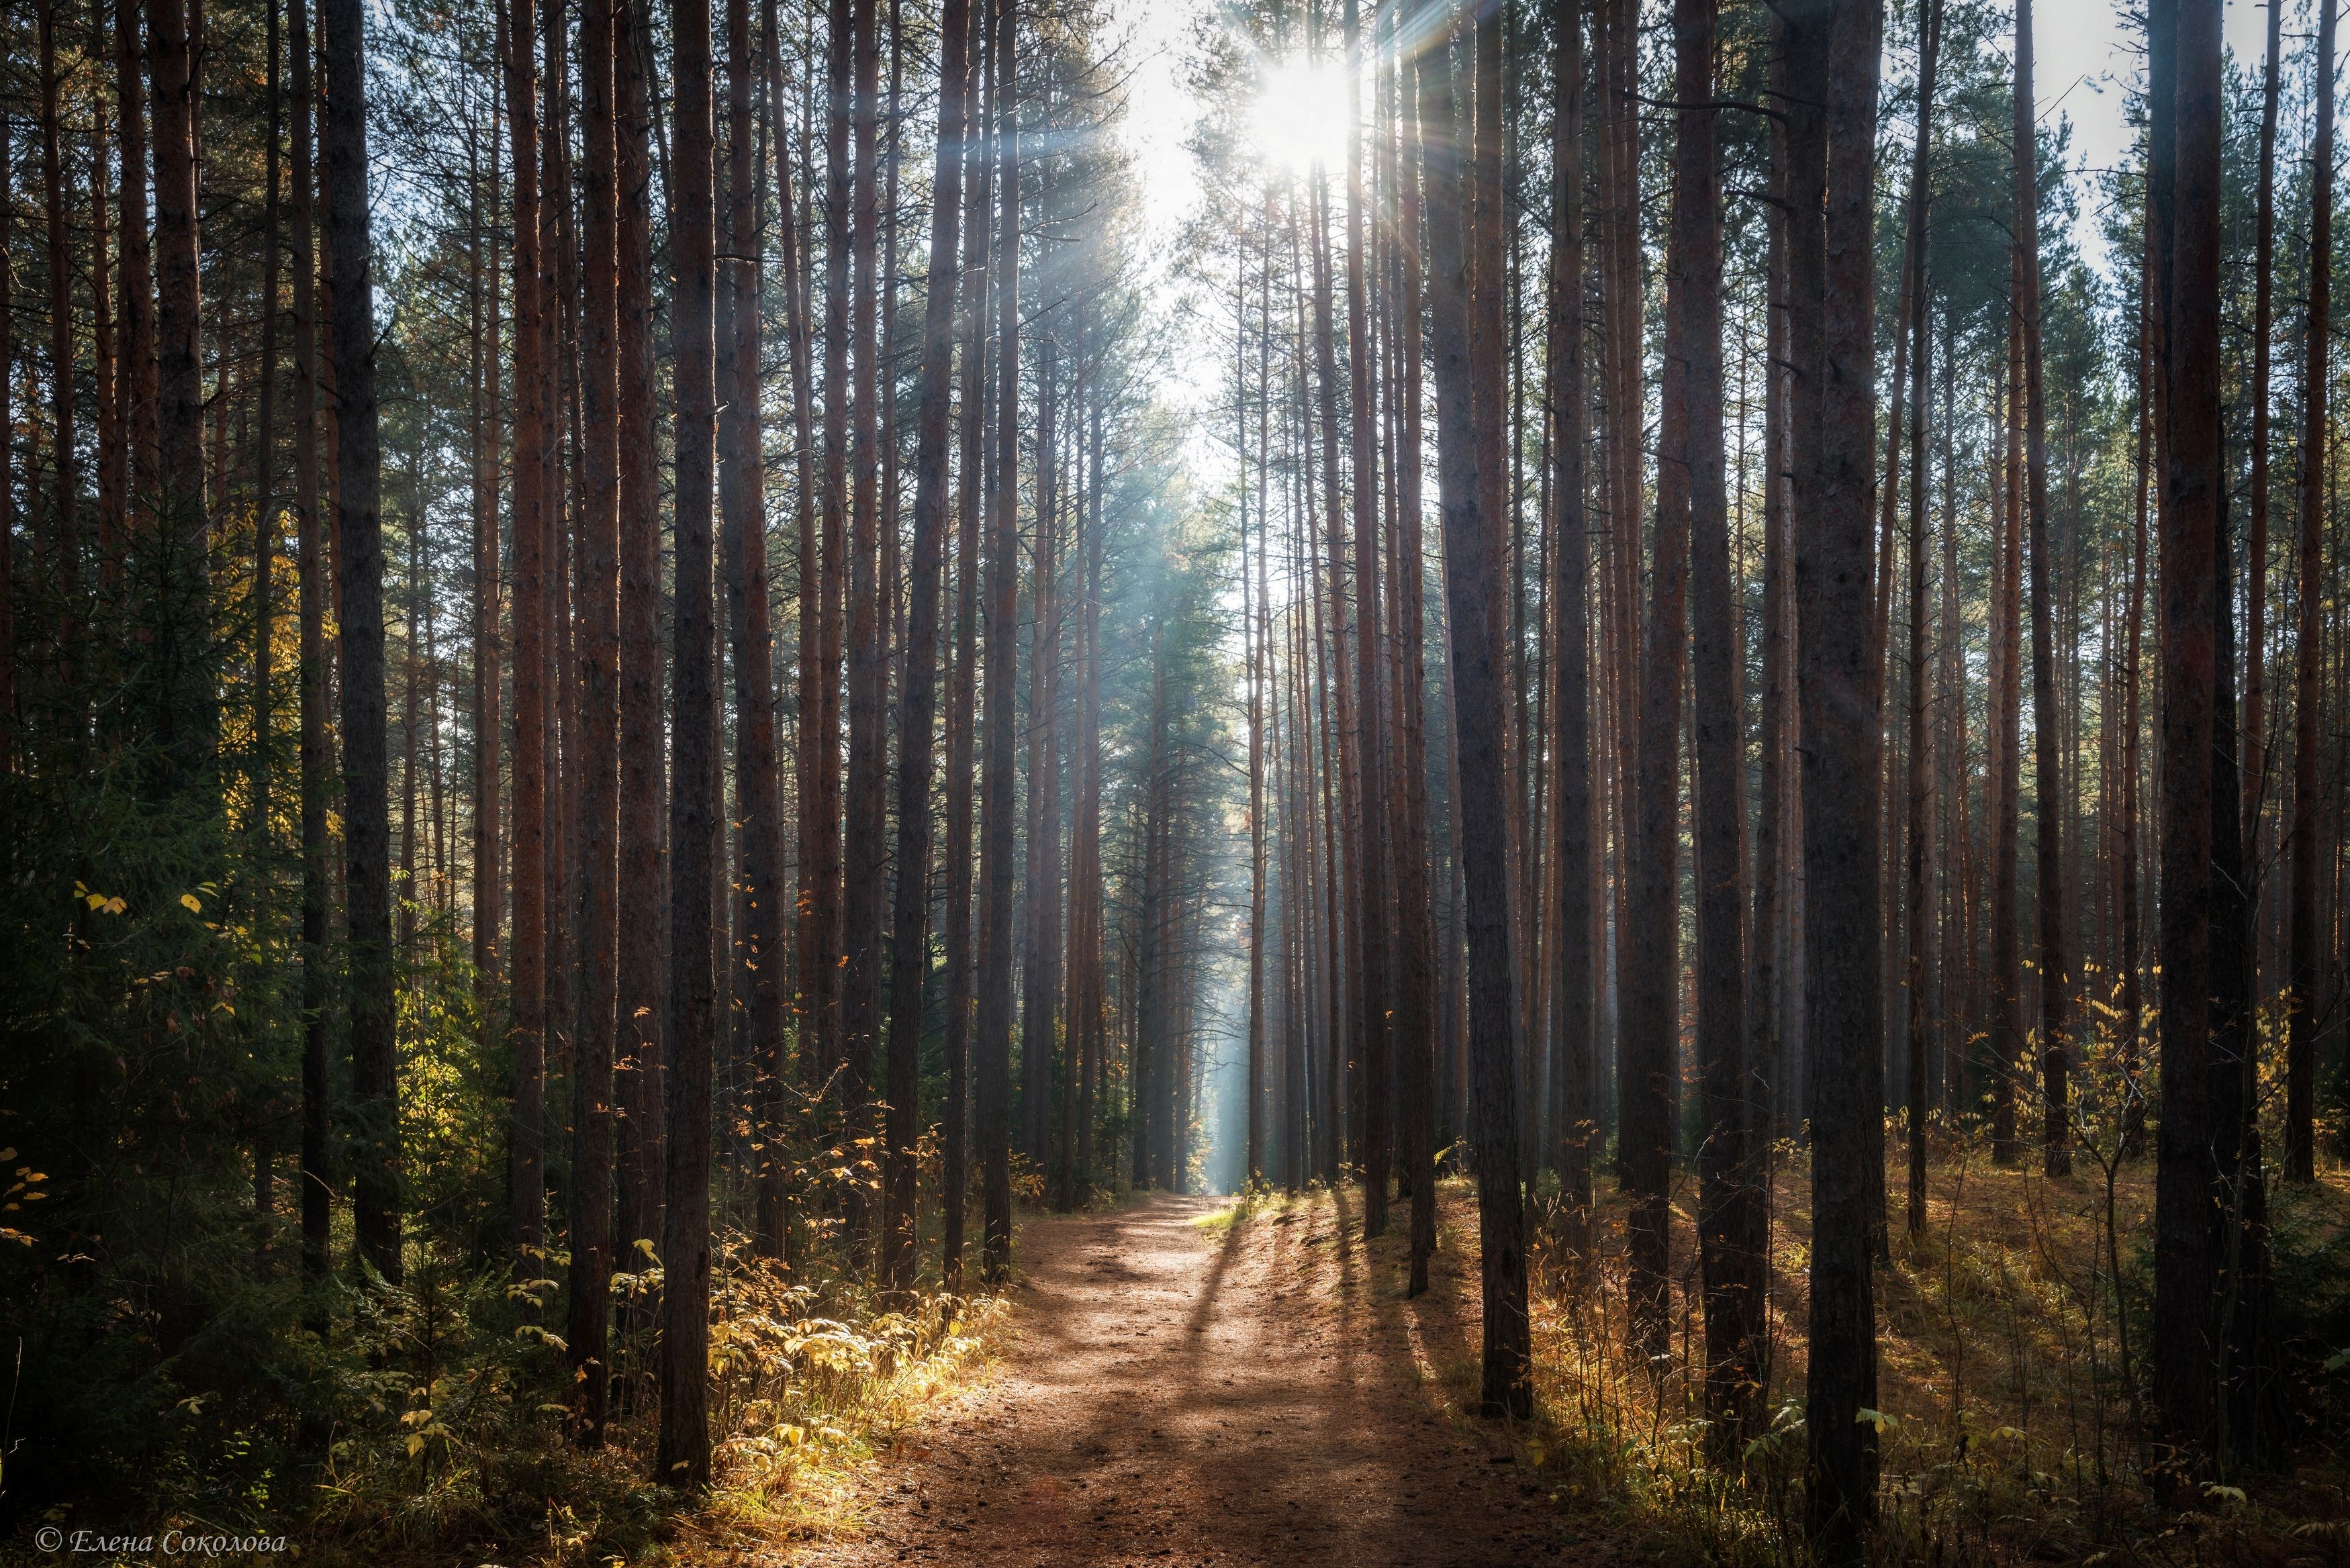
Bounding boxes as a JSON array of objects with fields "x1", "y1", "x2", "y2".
[
  {"x1": 92, "y1": 80, "x2": 120, "y2": 610},
  {"x1": 615, "y1": 0, "x2": 667, "y2": 1268},
  {"x1": 939, "y1": 0, "x2": 992, "y2": 1287},
  {"x1": 974, "y1": 0, "x2": 1021, "y2": 1282},
  {"x1": 469, "y1": 94, "x2": 503, "y2": 1073},
  {"x1": 1787, "y1": 0, "x2": 1885, "y2": 1553},
  {"x1": 1676, "y1": 0, "x2": 1760, "y2": 1453},
  {"x1": 1020, "y1": 321, "x2": 1063, "y2": 1179},
  {"x1": 2245, "y1": 0, "x2": 2283, "y2": 913},
  {"x1": 1065, "y1": 375, "x2": 1107, "y2": 1208},
  {"x1": 2287, "y1": 0, "x2": 2336, "y2": 1186},
  {"x1": 0, "y1": 93, "x2": 8, "y2": 749},
  {"x1": 657, "y1": 0, "x2": 718, "y2": 1490},
  {"x1": 40, "y1": 0, "x2": 80, "y2": 615},
  {"x1": 883, "y1": 0, "x2": 970, "y2": 1291},
  {"x1": 1627, "y1": 0, "x2": 1694, "y2": 1362},
  {"x1": 115, "y1": 0, "x2": 156, "y2": 514},
  {"x1": 1905, "y1": 0, "x2": 1944, "y2": 1237},
  {"x1": 1543, "y1": 0, "x2": 1592, "y2": 1279},
  {"x1": 840, "y1": 0, "x2": 886, "y2": 1261},
  {"x1": 293, "y1": 0, "x2": 330, "y2": 1300},
  {"x1": 543, "y1": 0, "x2": 576, "y2": 1090},
  {"x1": 2016, "y1": 0, "x2": 2072, "y2": 1178},
  {"x1": 759, "y1": 0, "x2": 817, "y2": 1263},
  {"x1": 1387, "y1": 6, "x2": 1439, "y2": 1291},
  {"x1": 322, "y1": 0, "x2": 397, "y2": 1289},
  {"x1": 2210, "y1": 428, "x2": 2277, "y2": 1466},
  {"x1": 1245, "y1": 262, "x2": 1267, "y2": 1189},
  {"x1": 804, "y1": 0, "x2": 851, "y2": 1137},
  {"x1": 717, "y1": 0, "x2": 785, "y2": 1273},
  {"x1": 1338, "y1": 0, "x2": 1392, "y2": 1241},
  {"x1": 502, "y1": 0, "x2": 550, "y2": 1271},
  {"x1": 2120, "y1": 220, "x2": 2151, "y2": 1159},
  {"x1": 1990, "y1": 270, "x2": 2024, "y2": 1163},
  {"x1": 2152, "y1": 0, "x2": 2224, "y2": 1461},
  {"x1": 1599, "y1": 0, "x2": 1644, "y2": 1163},
  {"x1": 148, "y1": 0, "x2": 209, "y2": 771},
  {"x1": 1419, "y1": 9, "x2": 1530, "y2": 1423},
  {"x1": 566, "y1": 0, "x2": 623, "y2": 1447},
  {"x1": 1750, "y1": 15, "x2": 1789, "y2": 1145},
  {"x1": 249, "y1": 0, "x2": 283, "y2": 836}
]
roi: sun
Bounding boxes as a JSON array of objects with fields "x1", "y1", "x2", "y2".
[{"x1": 1248, "y1": 56, "x2": 1353, "y2": 177}]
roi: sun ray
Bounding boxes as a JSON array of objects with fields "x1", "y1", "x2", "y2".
[{"x1": 1248, "y1": 56, "x2": 1351, "y2": 177}]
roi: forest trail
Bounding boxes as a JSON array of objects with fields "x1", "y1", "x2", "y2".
[{"x1": 796, "y1": 1191, "x2": 1601, "y2": 1567}]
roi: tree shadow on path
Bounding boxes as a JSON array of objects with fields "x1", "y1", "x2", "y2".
[{"x1": 796, "y1": 1187, "x2": 1616, "y2": 1568}]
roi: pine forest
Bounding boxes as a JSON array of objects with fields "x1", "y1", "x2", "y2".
[{"x1": 1, "y1": 0, "x2": 2348, "y2": 1562}]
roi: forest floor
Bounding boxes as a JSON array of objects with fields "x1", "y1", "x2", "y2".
[{"x1": 782, "y1": 1189, "x2": 1609, "y2": 1568}]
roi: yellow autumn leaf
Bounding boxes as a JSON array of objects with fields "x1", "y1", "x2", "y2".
[{"x1": 180, "y1": 893, "x2": 203, "y2": 914}]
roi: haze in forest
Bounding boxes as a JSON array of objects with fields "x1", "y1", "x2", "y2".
[{"x1": 2, "y1": 0, "x2": 2347, "y2": 1564}]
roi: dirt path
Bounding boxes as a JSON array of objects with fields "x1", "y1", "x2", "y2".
[{"x1": 801, "y1": 1191, "x2": 1604, "y2": 1568}]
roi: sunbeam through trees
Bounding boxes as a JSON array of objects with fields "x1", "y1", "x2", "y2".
[{"x1": 2, "y1": 0, "x2": 2349, "y2": 1562}]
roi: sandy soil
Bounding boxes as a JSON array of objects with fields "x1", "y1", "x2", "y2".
[{"x1": 800, "y1": 1191, "x2": 1605, "y2": 1568}]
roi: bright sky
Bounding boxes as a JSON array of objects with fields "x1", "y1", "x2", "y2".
[
  {"x1": 1110, "y1": 0, "x2": 1213, "y2": 253},
  {"x1": 1104, "y1": 0, "x2": 1221, "y2": 462},
  {"x1": 2041, "y1": 0, "x2": 2276, "y2": 273},
  {"x1": 1099, "y1": 0, "x2": 2283, "y2": 444}
]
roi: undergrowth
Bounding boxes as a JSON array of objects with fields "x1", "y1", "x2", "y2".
[
  {"x1": 1478, "y1": 1139, "x2": 2350, "y2": 1568},
  {"x1": 2, "y1": 1232, "x2": 1009, "y2": 1568}
]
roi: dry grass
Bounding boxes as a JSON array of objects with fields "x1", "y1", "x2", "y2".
[
  {"x1": 72, "y1": 1236, "x2": 1026, "y2": 1568},
  {"x1": 1483, "y1": 1130, "x2": 2350, "y2": 1567}
]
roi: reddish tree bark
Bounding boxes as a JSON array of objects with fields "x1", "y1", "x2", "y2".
[
  {"x1": 882, "y1": 0, "x2": 972, "y2": 1289},
  {"x1": 1904, "y1": 0, "x2": 1944, "y2": 1237},
  {"x1": 1382, "y1": 5, "x2": 1438, "y2": 1289},
  {"x1": 1340, "y1": 0, "x2": 1392, "y2": 1240},
  {"x1": 940, "y1": 0, "x2": 993, "y2": 1284},
  {"x1": 502, "y1": 0, "x2": 549, "y2": 1269},
  {"x1": 566, "y1": 0, "x2": 622, "y2": 1445},
  {"x1": 840, "y1": 0, "x2": 886, "y2": 1258},
  {"x1": 657, "y1": 0, "x2": 719, "y2": 1490},
  {"x1": 1419, "y1": 9, "x2": 1530, "y2": 1422},
  {"x1": 614, "y1": 0, "x2": 667, "y2": 1266},
  {"x1": 804, "y1": 0, "x2": 851, "y2": 1136},
  {"x1": 975, "y1": 0, "x2": 1020, "y2": 1281},
  {"x1": 2016, "y1": 0, "x2": 2073, "y2": 1177},
  {"x1": 1541, "y1": 0, "x2": 1592, "y2": 1279}
]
